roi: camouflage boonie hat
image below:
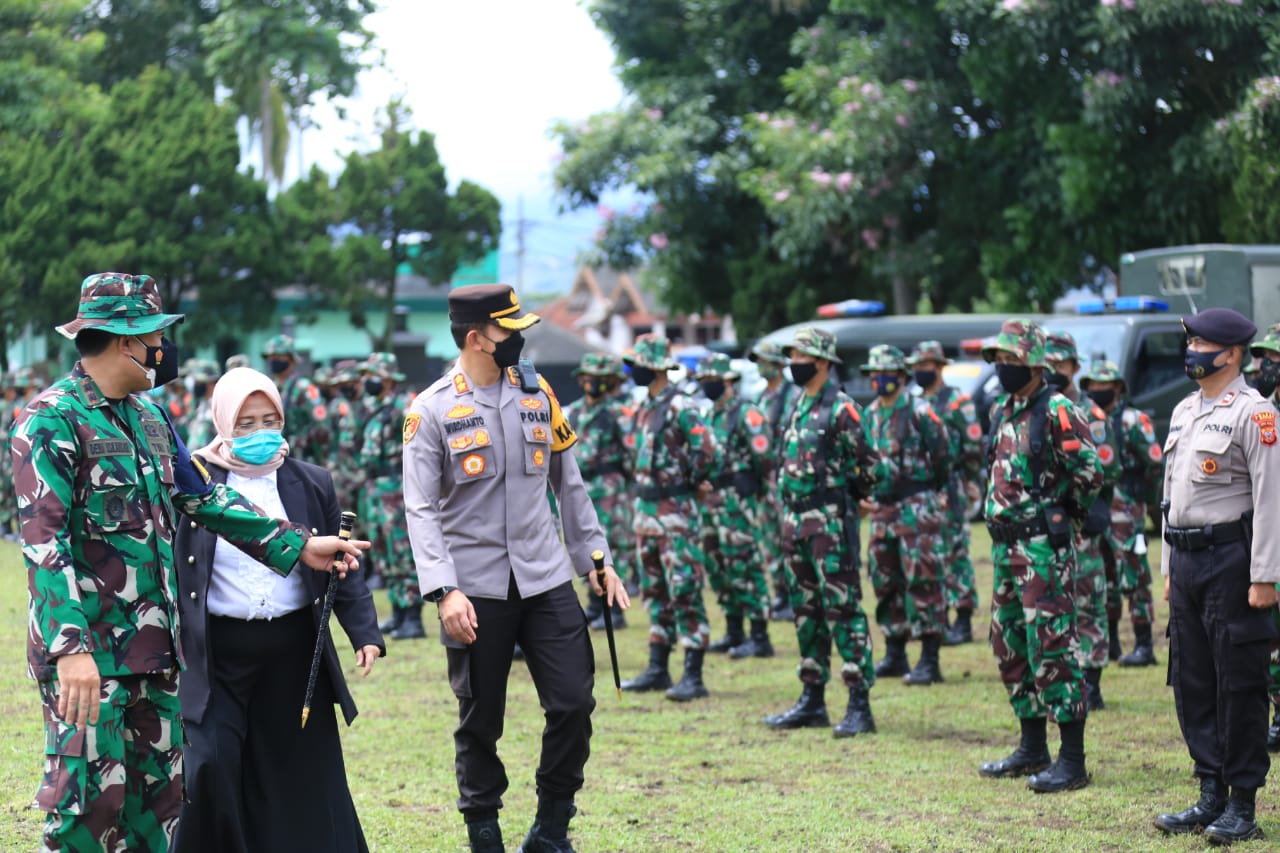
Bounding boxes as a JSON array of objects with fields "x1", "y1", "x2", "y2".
[
  {"x1": 365, "y1": 352, "x2": 406, "y2": 382},
  {"x1": 224, "y1": 353, "x2": 250, "y2": 371},
  {"x1": 573, "y1": 352, "x2": 622, "y2": 377},
  {"x1": 1079, "y1": 360, "x2": 1126, "y2": 391},
  {"x1": 749, "y1": 340, "x2": 788, "y2": 365},
  {"x1": 1043, "y1": 330, "x2": 1080, "y2": 364},
  {"x1": 313, "y1": 365, "x2": 335, "y2": 386},
  {"x1": 860, "y1": 344, "x2": 908, "y2": 375},
  {"x1": 695, "y1": 353, "x2": 734, "y2": 379},
  {"x1": 1250, "y1": 323, "x2": 1280, "y2": 356},
  {"x1": 261, "y1": 334, "x2": 296, "y2": 358},
  {"x1": 982, "y1": 318, "x2": 1047, "y2": 368},
  {"x1": 331, "y1": 358, "x2": 361, "y2": 384},
  {"x1": 190, "y1": 359, "x2": 219, "y2": 382},
  {"x1": 787, "y1": 326, "x2": 843, "y2": 364},
  {"x1": 905, "y1": 339, "x2": 950, "y2": 367},
  {"x1": 624, "y1": 334, "x2": 678, "y2": 370},
  {"x1": 55, "y1": 273, "x2": 185, "y2": 340}
]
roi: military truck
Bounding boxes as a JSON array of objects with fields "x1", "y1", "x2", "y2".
[{"x1": 1119, "y1": 244, "x2": 1280, "y2": 331}]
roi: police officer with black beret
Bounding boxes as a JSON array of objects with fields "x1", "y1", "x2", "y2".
[{"x1": 1154, "y1": 307, "x2": 1280, "y2": 845}]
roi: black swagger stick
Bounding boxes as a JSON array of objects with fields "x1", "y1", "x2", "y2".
[
  {"x1": 593, "y1": 550, "x2": 622, "y2": 699},
  {"x1": 302, "y1": 511, "x2": 357, "y2": 728}
]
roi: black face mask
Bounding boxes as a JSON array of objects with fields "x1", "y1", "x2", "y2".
[
  {"x1": 1255, "y1": 360, "x2": 1280, "y2": 398},
  {"x1": 871, "y1": 374, "x2": 901, "y2": 397},
  {"x1": 700, "y1": 380, "x2": 727, "y2": 401},
  {"x1": 789, "y1": 362, "x2": 819, "y2": 387},
  {"x1": 132, "y1": 337, "x2": 180, "y2": 388},
  {"x1": 1045, "y1": 371, "x2": 1069, "y2": 391},
  {"x1": 1086, "y1": 389, "x2": 1116, "y2": 409},
  {"x1": 484, "y1": 330, "x2": 524, "y2": 369},
  {"x1": 630, "y1": 366, "x2": 657, "y2": 387},
  {"x1": 995, "y1": 363, "x2": 1034, "y2": 394},
  {"x1": 267, "y1": 356, "x2": 292, "y2": 375},
  {"x1": 1184, "y1": 348, "x2": 1226, "y2": 381},
  {"x1": 912, "y1": 369, "x2": 937, "y2": 389},
  {"x1": 192, "y1": 381, "x2": 208, "y2": 398},
  {"x1": 583, "y1": 379, "x2": 611, "y2": 398},
  {"x1": 338, "y1": 384, "x2": 356, "y2": 400},
  {"x1": 364, "y1": 378, "x2": 384, "y2": 397}
]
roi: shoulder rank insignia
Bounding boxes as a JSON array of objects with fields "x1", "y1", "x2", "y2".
[
  {"x1": 1252, "y1": 410, "x2": 1277, "y2": 446},
  {"x1": 1220, "y1": 391, "x2": 1237, "y2": 406},
  {"x1": 454, "y1": 373, "x2": 471, "y2": 395}
]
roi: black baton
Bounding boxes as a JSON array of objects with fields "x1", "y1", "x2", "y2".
[
  {"x1": 593, "y1": 550, "x2": 622, "y2": 699},
  {"x1": 302, "y1": 511, "x2": 356, "y2": 728}
]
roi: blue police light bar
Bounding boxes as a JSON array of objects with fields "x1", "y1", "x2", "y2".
[
  {"x1": 816, "y1": 299, "x2": 886, "y2": 318},
  {"x1": 1075, "y1": 296, "x2": 1169, "y2": 315},
  {"x1": 1076, "y1": 299, "x2": 1107, "y2": 314}
]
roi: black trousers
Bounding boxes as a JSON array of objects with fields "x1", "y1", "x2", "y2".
[
  {"x1": 445, "y1": 579, "x2": 596, "y2": 816},
  {"x1": 172, "y1": 608, "x2": 368, "y2": 853},
  {"x1": 1168, "y1": 539, "x2": 1276, "y2": 790}
]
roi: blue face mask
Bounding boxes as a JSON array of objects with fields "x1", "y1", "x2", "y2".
[
  {"x1": 871, "y1": 374, "x2": 900, "y2": 397},
  {"x1": 231, "y1": 429, "x2": 284, "y2": 465}
]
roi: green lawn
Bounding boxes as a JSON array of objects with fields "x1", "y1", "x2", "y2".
[{"x1": 0, "y1": 530, "x2": 1274, "y2": 852}]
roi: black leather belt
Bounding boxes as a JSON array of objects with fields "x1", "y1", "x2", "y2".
[
  {"x1": 637, "y1": 483, "x2": 692, "y2": 501},
  {"x1": 874, "y1": 481, "x2": 935, "y2": 504},
  {"x1": 986, "y1": 516, "x2": 1049, "y2": 544},
  {"x1": 580, "y1": 462, "x2": 625, "y2": 480},
  {"x1": 1164, "y1": 520, "x2": 1247, "y2": 552}
]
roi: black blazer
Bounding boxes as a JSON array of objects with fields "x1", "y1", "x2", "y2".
[{"x1": 174, "y1": 456, "x2": 384, "y2": 726}]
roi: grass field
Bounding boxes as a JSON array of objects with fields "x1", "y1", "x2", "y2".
[{"x1": 0, "y1": 530, "x2": 1275, "y2": 852}]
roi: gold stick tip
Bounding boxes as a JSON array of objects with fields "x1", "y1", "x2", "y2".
[{"x1": 300, "y1": 708, "x2": 310, "y2": 728}]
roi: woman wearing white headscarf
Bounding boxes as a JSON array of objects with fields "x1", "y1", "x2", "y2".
[{"x1": 172, "y1": 367, "x2": 383, "y2": 853}]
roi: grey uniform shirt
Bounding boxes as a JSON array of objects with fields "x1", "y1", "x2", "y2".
[
  {"x1": 1160, "y1": 374, "x2": 1280, "y2": 583},
  {"x1": 404, "y1": 364, "x2": 612, "y2": 601}
]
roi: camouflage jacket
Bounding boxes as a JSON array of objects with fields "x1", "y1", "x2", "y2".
[
  {"x1": 185, "y1": 397, "x2": 216, "y2": 451},
  {"x1": 984, "y1": 384, "x2": 1104, "y2": 524},
  {"x1": 359, "y1": 395, "x2": 406, "y2": 482},
  {"x1": 12, "y1": 365, "x2": 310, "y2": 682},
  {"x1": 630, "y1": 386, "x2": 718, "y2": 514},
  {"x1": 920, "y1": 384, "x2": 983, "y2": 481},
  {"x1": 1109, "y1": 402, "x2": 1164, "y2": 503},
  {"x1": 864, "y1": 392, "x2": 950, "y2": 502},
  {"x1": 777, "y1": 379, "x2": 877, "y2": 508},
  {"x1": 279, "y1": 373, "x2": 329, "y2": 462},
  {"x1": 757, "y1": 382, "x2": 799, "y2": 459},
  {"x1": 1067, "y1": 392, "x2": 1121, "y2": 494},
  {"x1": 564, "y1": 395, "x2": 632, "y2": 498},
  {"x1": 705, "y1": 394, "x2": 774, "y2": 489}
]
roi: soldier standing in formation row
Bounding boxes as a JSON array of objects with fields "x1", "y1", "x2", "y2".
[
  {"x1": 0, "y1": 366, "x2": 35, "y2": 539},
  {"x1": 748, "y1": 341, "x2": 798, "y2": 622},
  {"x1": 261, "y1": 334, "x2": 329, "y2": 464},
  {"x1": 696, "y1": 353, "x2": 774, "y2": 659},
  {"x1": 619, "y1": 334, "x2": 719, "y2": 702},
  {"x1": 766, "y1": 327, "x2": 879, "y2": 738},
  {"x1": 1250, "y1": 324, "x2": 1280, "y2": 752},
  {"x1": 860, "y1": 345, "x2": 951, "y2": 687},
  {"x1": 907, "y1": 340, "x2": 984, "y2": 646},
  {"x1": 979, "y1": 319, "x2": 1103, "y2": 794}
]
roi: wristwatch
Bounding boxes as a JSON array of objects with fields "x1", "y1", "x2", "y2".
[{"x1": 427, "y1": 585, "x2": 458, "y2": 604}]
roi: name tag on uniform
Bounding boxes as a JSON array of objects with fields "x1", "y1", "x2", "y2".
[{"x1": 85, "y1": 439, "x2": 132, "y2": 458}]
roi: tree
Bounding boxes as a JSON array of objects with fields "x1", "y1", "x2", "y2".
[{"x1": 332, "y1": 102, "x2": 502, "y2": 350}]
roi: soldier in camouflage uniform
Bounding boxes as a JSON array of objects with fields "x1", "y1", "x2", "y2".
[
  {"x1": 749, "y1": 340, "x2": 798, "y2": 622},
  {"x1": 0, "y1": 366, "x2": 36, "y2": 539},
  {"x1": 360, "y1": 353, "x2": 422, "y2": 640},
  {"x1": 765, "y1": 327, "x2": 880, "y2": 738},
  {"x1": 907, "y1": 340, "x2": 984, "y2": 645},
  {"x1": 13, "y1": 272, "x2": 365, "y2": 853},
  {"x1": 261, "y1": 335, "x2": 329, "y2": 464},
  {"x1": 330, "y1": 359, "x2": 367, "y2": 520},
  {"x1": 1045, "y1": 335, "x2": 1120, "y2": 712},
  {"x1": 1245, "y1": 325, "x2": 1280, "y2": 751},
  {"x1": 224, "y1": 353, "x2": 250, "y2": 371},
  {"x1": 619, "y1": 334, "x2": 720, "y2": 702},
  {"x1": 564, "y1": 352, "x2": 633, "y2": 630},
  {"x1": 183, "y1": 360, "x2": 220, "y2": 452},
  {"x1": 695, "y1": 353, "x2": 775, "y2": 659},
  {"x1": 319, "y1": 360, "x2": 357, "y2": 473},
  {"x1": 978, "y1": 319, "x2": 1103, "y2": 794},
  {"x1": 860, "y1": 345, "x2": 951, "y2": 686},
  {"x1": 1080, "y1": 360, "x2": 1165, "y2": 673}
]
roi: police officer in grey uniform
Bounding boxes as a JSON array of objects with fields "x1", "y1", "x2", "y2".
[
  {"x1": 403, "y1": 284, "x2": 629, "y2": 853},
  {"x1": 1154, "y1": 308, "x2": 1280, "y2": 845}
]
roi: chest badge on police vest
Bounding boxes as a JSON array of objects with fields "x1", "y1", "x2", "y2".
[
  {"x1": 474, "y1": 429, "x2": 491, "y2": 447},
  {"x1": 447, "y1": 404, "x2": 476, "y2": 419},
  {"x1": 461, "y1": 454, "x2": 486, "y2": 476},
  {"x1": 1252, "y1": 411, "x2": 1277, "y2": 446},
  {"x1": 521, "y1": 398, "x2": 543, "y2": 410},
  {"x1": 533, "y1": 449, "x2": 545, "y2": 467},
  {"x1": 1201, "y1": 457, "x2": 1219, "y2": 475},
  {"x1": 532, "y1": 426, "x2": 548, "y2": 442}
]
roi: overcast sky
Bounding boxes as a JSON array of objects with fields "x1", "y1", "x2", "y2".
[{"x1": 296, "y1": 0, "x2": 628, "y2": 295}]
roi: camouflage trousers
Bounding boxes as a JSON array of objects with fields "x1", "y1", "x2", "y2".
[
  {"x1": 1105, "y1": 500, "x2": 1154, "y2": 628},
  {"x1": 1071, "y1": 532, "x2": 1110, "y2": 670},
  {"x1": 371, "y1": 475, "x2": 421, "y2": 609},
  {"x1": 635, "y1": 498, "x2": 709, "y2": 649},
  {"x1": 942, "y1": 483, "x2": 978, "y2": 612},
  {"x1": 990, "y1": 536, "x2": 1086, "y2": 723},
  {"x1": 34, "y1": 670, "x2": 183, "y2": 853},
  {"x1": 588, "y1": 474, "x2": 634, "y2": 584},
  {"x1": 868, "y1": 493, "x2": 947, "y2": 640},
  {"x1": 759, "y1": 484, "x2": 788, "y2": 598},
  {"x1": 781, "y1": 506, "x2": 875, "y2": 688},
  {"x1": 701, "y1": 491, "x2": 770, "y2": 622}
]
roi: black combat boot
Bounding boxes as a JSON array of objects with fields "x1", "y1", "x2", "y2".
[
  {"x1": 1027, "y1": 719, "x2": 1090, "y2": 793},
  {"x1": 764, "y1": 683, "x2": 829, "y2": 729},
  {"x1": 979, "y1": 718, "x2": 1051, "y2": 778},
  {"x1": 1107, "y1": 618, "x2": 1122, "y2": 661},
  {"x1": 832, "y1": 681, "x2": 876, "y2": 739},
  {"x1": 518, "y1": 797, "x2": 578, "y2": 853},
  {"x1": 466, "y1": 816, "x2": 504, "y2": 853},
  {"x1": 770, "y1": 580, "x2": 794, "y2": 622},
  {"x1": 582, "y1": 586, "x2": 603, "y2": 624},
  {"x1": 707, "y1": 615, "x2": 745, "y2": 653},
  {"x1": 1268, "y1": 706, "x2": 1280, "y2": 753},
  {"x1": 1154, "y1": 776, "x2": 1228, "y2": 834},
  {"x1": 390, "y1": 603, "x2": 426, "y2": 640},
  {"x1": 1084, "y1": 668, "x2": 1105, "y2": 711},
  {"x1": 943, "y1": 608, "x2": 974, "y2": 646},
  {"x1": 1204, "y1": 788, "x2": 1265, "y2": 845},
  {"x1": 728, "y1": 619, "x2": 774, "y2": 659},
  {"x1": 1118, "y1": 622, "x2": 1157, "y2": 667},
  {"x1": 378, "y1": 605, "x2": 405, "y2": 634},
  {"x1": 903, "y1": 634, "x2": 944, "y2": 686},
  {"x1": 621, "y1": 643, "x2": 672, "y2": 692},
  {"x1": 666, "y1": 648, "x2": 709, "y2": 702},
  {"x1": 874, "y1": 636, "x2": 911, "y2": 678}
]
